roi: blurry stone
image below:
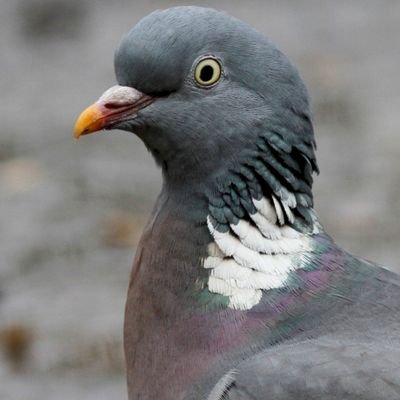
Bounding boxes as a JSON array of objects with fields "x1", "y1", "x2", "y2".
[
  {"x1": 101, "y1": 211, "x2": 146, "y2": 248},
  {"x1": 18, "y1": 245, "x2": 53, "y2": 273},
  {"x1": 18, "y1": 0, "x2": 87, "y2": 42},
  {"x1": 0, "y1": 158, "x2": 42, "y2": 194},
  {"x1": 56, "y1": 336, "x2": 124, "y2": 374},
  {"x1": 79, "y1": 337, "x2": 124, "y2": 374},
  {"x1": 0, "y1": 140, "x2": 17, "y2": 162},
  {"x1": 307, "y1": 54, "x2": 342, "y2": 90},
  {"x1": 301, "y1": 53, "x2": 358, "y2": 127},
  {"x1": 313, "y1": 90, "x2": 357, "y2": 127},
  {"x1": 0, "y1": 324, "x2": 34, "y2": 371}
]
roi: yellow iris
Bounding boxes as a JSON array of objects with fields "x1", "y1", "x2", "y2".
[{"x1": 194, "y1": 58, "x2": 222, "y2": 87}]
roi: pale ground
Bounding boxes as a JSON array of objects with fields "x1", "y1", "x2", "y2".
[{"x1": 0, "y1": 0, "x2": 399, "y2": 399}]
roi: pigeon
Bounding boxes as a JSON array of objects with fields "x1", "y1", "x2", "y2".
[{"x1": 74, "y1": 6, "x2": 400, "y2": 400}]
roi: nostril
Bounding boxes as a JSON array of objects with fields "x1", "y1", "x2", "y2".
[{"x1": 104, "y1": 102, "x2": 122, "y2": 109}]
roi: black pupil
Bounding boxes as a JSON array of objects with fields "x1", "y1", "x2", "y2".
[{"x1": 200, "y1": 65, "x2": 215, "y2": 82}]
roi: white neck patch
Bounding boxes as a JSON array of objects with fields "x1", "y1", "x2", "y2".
[{"x1": 204, "y1": 196, "x2": 317, "y2": 310}]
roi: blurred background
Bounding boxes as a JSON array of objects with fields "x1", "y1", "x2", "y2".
[{"x1": 0, "y1": 0, "x2": 399, "y2": 398}]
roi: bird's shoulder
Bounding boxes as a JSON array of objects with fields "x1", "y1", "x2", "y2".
[{"x1": 209, "y1": 336, "x2": 400, "y2": 400}]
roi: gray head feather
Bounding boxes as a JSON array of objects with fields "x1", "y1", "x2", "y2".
[{"x1": 113, "y1": 6, "x2": 317, "y2": 227}]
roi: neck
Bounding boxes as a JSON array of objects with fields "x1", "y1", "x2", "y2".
[
  {"x1": 126, "y1": 121, "x2": 326, "y2": 398},
  {"x1": 124, "y1": 184, "x2": 339, "y2": 400}
]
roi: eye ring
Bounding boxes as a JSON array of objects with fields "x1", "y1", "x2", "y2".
[{"x1": 194, "y1": 57, "x2": 222, "y2": 87}]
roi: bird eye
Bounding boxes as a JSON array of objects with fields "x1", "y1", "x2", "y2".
[{"x1": 194, "y1": 57, "x2": 222, "y2": 87}]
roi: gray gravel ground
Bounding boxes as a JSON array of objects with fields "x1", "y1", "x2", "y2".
[{"x1": 1, "y1": 1, "x2": 399, "y2": 399}]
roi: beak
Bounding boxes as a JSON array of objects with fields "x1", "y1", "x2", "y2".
[{"x1": 74, "y1": 85, "x2": 155, "y2": 139}]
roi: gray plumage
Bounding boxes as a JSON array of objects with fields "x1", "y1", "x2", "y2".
[
  {"x1": 214, "y1": 341, "x2": 400, "y2": 400},
  {"x1": 113, "y1": 7, "x2": 315, "y2": 191},
  {"x1": 75, "y1": 6, "x2": 400, "y2": 400}
]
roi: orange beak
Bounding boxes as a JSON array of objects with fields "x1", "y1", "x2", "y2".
[
  {"x1": 74, "y1": 103, "x2": 111, "y2": 138},
  {"x1": 74, "y1": 85, "x2": 155, "y2": 139}
]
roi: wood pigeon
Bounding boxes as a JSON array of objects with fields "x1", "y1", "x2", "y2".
[{"x1": 74, "y1": 6, "x2": 400, "y2": 400}]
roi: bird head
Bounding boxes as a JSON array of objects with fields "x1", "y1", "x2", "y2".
[{"x1": 75, "y1": 7, "x2": 317, "y2": 184}]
